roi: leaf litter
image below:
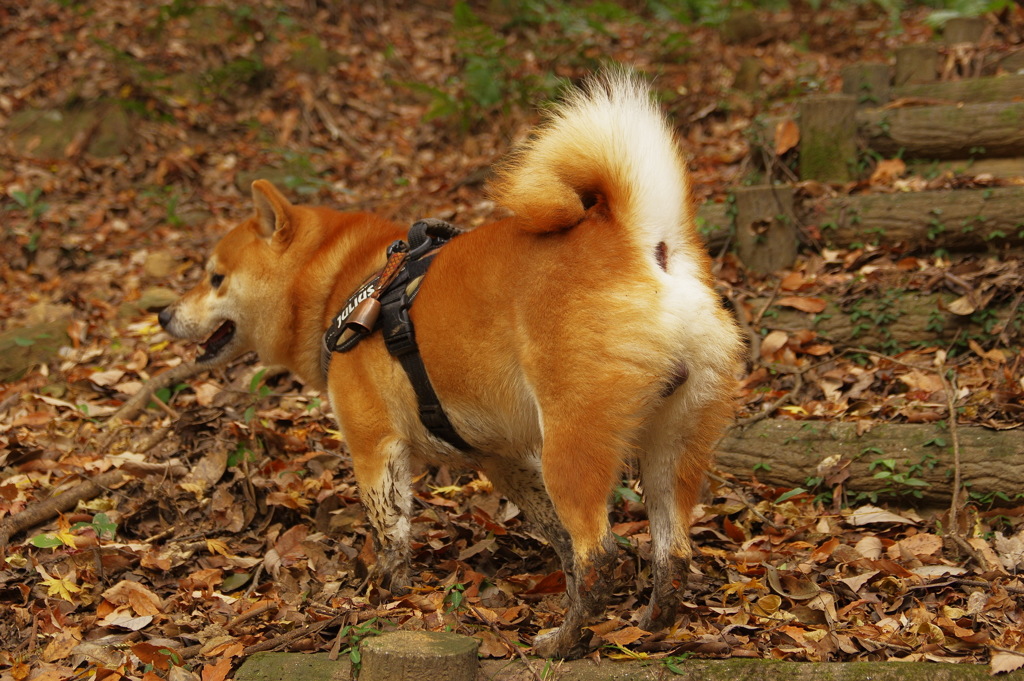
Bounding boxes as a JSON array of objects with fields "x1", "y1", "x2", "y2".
[{"x1": 1, "y1": 1, "x2": 1024, "y2": 679}]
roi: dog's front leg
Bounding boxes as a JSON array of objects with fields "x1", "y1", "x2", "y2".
[{"x1": 350, "y1": 435, "x2": 414, "y2": 593}]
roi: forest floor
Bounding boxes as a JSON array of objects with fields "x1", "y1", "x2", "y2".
[{"x1": 1, "y1": 2, "x2": 1023, "y2": 680}]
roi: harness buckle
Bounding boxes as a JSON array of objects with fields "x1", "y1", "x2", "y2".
[
  {"x1": 383, "y1": 306, "x2": 417, "y2": 356},
  {"x1": 418, "y1": 404, "x2": 450, "y2": 431}
]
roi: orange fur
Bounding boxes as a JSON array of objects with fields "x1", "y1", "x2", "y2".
[{"x1": 159, "y1": 72, "x2": 744, "y2": 659}]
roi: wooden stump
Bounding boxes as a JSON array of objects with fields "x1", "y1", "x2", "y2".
[
  {"x1": 894, "y1": 44, "x2": 939, "y2": 86},
  {"x1": 841, "y1": 63, "x2": 891, "y2": 107},
  {"x1": 359, "y1": 631, "x2": 479, "y2": 681},
  {"x1": 944, "y1": 16, "x2": 986, "y2": 44},
  {"x1": 733, "y1": 57, "x2": 764, "y2": 92},
  {"x1": 734, "y1": 185, "x2": 797, "y2": 275},
  {"x1": 799, "y1": 94, "x2": 857, "y2": 182},
  {"x1": 696, "y1": 201, "x2": 732, "y2": 252},
  {"x1": 720, "y1": 11, "x2": 764, "y2": 45}
]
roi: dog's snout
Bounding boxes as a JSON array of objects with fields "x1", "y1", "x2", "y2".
[{"x1": 158, "y1": 306, "x2": 174, "y2": 330}]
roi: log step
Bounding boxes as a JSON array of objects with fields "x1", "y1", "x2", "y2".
[{"x1": 359, "y1": 631, "x2": 479, "y2": 681}]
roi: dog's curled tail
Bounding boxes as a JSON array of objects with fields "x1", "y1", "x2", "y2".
[{"x1": 489, "y1": 70, "x2": 694, "y2": 244}]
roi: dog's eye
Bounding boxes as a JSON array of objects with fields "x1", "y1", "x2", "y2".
[{"x1": 210, "y1": 273, "x2": 224, "y2": 288}]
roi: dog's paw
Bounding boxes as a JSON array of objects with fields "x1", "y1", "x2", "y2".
[
  {"x1": 367, "y1": 564, "x2": 411, "y2": 596},
  {"x1": 532, "y1": 627, "x2": 591, "y2": 659},
  {"x1": 636, "y1": 602, "x2": 676, "y2": 633}
]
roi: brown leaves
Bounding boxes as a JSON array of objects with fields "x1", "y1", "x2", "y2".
[
  {"x1": 869, "y1": 158, "x2": 907, "y2": 186},
  {"x1": 3, "y1": 2, "x2": 1024, "y2": 679},
  {"x1": 774, "y1": 119, "x2": 800, "y2": 156},
  {"x1": 776, "y1": 296, "x2": 827, "y2": 314}
]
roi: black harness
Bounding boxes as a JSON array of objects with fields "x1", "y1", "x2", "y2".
[{"x1": 321, "y1": 219, "x2": 471, "y2": 451}]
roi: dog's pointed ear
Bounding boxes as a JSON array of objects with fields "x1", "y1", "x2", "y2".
[{"x1": 251, "y1": 180, "x2": 293, "y2": 244}]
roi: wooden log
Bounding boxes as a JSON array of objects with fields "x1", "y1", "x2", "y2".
[
  {"x1": 359, "y1": 631, "x2": 479, "y2": 681},
  {"x1": 734, "y1": 185, "x2": 798, "y2": 274},
  {"x1": 893, "y1": 73, "x2": 1024, "y2": 104},
  {"x1": 943, "y1": 16, "x2": 986, "y2": 44},
  {"x1": 858, "y1": 101, "x2": 1024, "y2": 159},
  {"x1": 749, "y1": 289, "x2": 1019, "y2": 353},
  {"x1": 799, "y1": 94, "x2": 857, "y2": 182},
  {"x1": 804, "y1": 186, "x2": 1024, "y2": 251},
  {"x1": 235, "y1": 652, "x2": 1024, "y2": 681},
  {"x1": 894, "y1": 44, "x2": 939, "y2": 86},
  {"x1": 906, "y1": 156, "x2": 1024, "y2": 180},
  {"x1": 841, "y1": 63, "x2": 891, "y2": 107},
  {"x1": 716, "y1": 420, "x2": 1024, "y2": 506},
  {"x1": 998, "y1": 49, "x2": 1024, "y2": 74}
]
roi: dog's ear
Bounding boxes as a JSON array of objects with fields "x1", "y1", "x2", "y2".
[{"x1": 251, "y1": 180, "x2": 293, "y2": 245}]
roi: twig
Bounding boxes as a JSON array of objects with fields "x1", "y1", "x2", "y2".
[
  {"x1": 151, "y1": 392, "x2": 180, "y2": 420},
  {"x1": 1000, "y1": 290, "x2": 1024, "y2": 347},
  {"x1": 752, "y1": 278, "x2": 784, "y2": 327},
  {"x1": 109, "y1": 362, "x2": 210, "y2": 423},
  {"x1": 469, "y1": 604, "x2": 545, "y2": 681},
  {"x1": 941, "y1": 368, "x2": 993, "y2": 572},
  {"x1": 732, "y1": 369, "x2": 804, "y2": 428},
  {"x1": 0, "y1": 469, "x2": 125, "y2": 552},
  {"x1": 959, "y1": 579, "x2": 1024, "y2": 594},
  {"x1": 705, "y1": 471, "x2": 781, "y2": 530},
  {"x1": 242, "y1": 614, "x2": 345, "y2": 655},
  {"x1": 244, "y1": 562, "x2": 266, "y2": 600},
  {"x1": 942, "y1": 370, "x2": 964, "y2": 534},
  {"x1": 136, "y1": 426, "x2": 174, "y2": 454},
  {"x1": 0, "y1": 390, "x2": 25, "y2": 417},
  {"x1": 0, "y1": 462, "x2": 186, "y2": 553},
  {"x1": 228, "y1": 601, "x2": 278, "y2": 631}
]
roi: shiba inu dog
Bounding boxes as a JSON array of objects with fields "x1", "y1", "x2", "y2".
[{"x1": 158, "y1": 71, "x2": 743, "y2": 658}]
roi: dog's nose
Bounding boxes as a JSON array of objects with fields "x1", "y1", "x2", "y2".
[{"x1": 158, "y1": 307, "x2": 173, "y2": 330}]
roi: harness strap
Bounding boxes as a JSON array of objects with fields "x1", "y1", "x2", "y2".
[
  {"x1": 321, "y1": 219, "x2": 471, "y2": 451},
  {"x1": 379, "y1": 275, "x2": 473, "y2": 451}
]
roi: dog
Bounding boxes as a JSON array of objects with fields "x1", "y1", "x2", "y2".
[{"x1": 158, "y1": 71, "x2": 743, "y2": 658}]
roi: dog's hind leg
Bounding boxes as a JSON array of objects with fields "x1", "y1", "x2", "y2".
[
  {"x1": 529, "y1": 421, "x2": 626, "y2": 659},
  {"x1": 636, "y1": 400, "x2": 727, "y2": 631}
]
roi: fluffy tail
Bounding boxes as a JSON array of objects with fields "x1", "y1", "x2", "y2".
[{"x1": 489, "y1": 70, "x2": 695, "y2": 248}]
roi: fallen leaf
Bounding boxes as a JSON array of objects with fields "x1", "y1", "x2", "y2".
[
  {"x1": 994, "y1": 529, "x2": 1024, "y2": 571},
  {"x1": 889, "y1": 533, "x2": 943, "y2": 559},
  {"x1": 869, "y1": 158, "x2": 906, "y2": 186},
  {"x1": 89, "y1": 369, "x2": 126, "y2": 387},
  {"x1": 777, "y1": 296, "x2": 827, "y2": 313},
  {"x1": 899, "y1": 369, "x2": 943, "y2": 393},
  {"x1": 991, "y1": 651, "x2": 1024, "y2": 675},
  {"x1": 947, "y1": 295, "x2": 976, "y2": 316},
  {"x1": 910, "y1": 565, "x2": 967, "y2": 578},
  {"x1": 598, "y1": 625, "x2": 650, "y2": 646},
  {"x1": 846, "y1": 505, "x2": 917, "y2": 526},
  {"x1": 838, "y1": 570, "x2": 879, "y2": 592},
  {"x1": 760, "y1": 330, "x2": 789, "y2": 359},
  {"x1": 774, "y1": 118, "x2": 800, "y2": 155},
  {"x1": 969, "y1": 339, "x2": 1007, "y2": 363}
]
